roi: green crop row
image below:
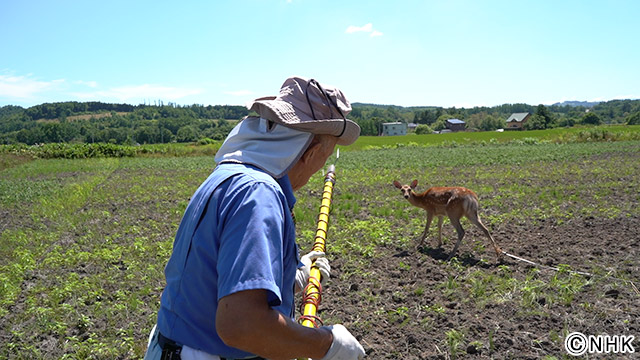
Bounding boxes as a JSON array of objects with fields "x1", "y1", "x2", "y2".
[{"x1": 0, "y1": 142, "x2": 221, "y2": 160}]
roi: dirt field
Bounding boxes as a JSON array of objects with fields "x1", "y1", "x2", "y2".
[
  {"x1": 1, "y1": 141, "x2": 639, "y2": 359},
  {"x1": 319, "y1": 215, "x2": 639, "y2": 359},
  {"x1": 304, "y1": 144, "x2": 640, "y2": 359}
]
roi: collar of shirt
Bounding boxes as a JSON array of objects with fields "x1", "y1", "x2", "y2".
[{"x1": 276, "y1": 175, "x2": 296, "y2": 210}]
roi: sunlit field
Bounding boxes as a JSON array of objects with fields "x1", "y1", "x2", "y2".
[{"x1": 1, "y1": 126, "x2": 639, "y2": 359}]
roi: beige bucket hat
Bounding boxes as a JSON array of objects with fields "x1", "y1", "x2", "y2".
[{"x1": 249, "y1": 76, "x2": 361, "y2": 145}]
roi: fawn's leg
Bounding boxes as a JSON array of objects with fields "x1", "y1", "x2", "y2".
[
  {"x1": 468, "y1": 213, "x2": 503, "y2": 258},
  {"x1": 447, "y1": 216, "x2": 465, "y2": 260},
  {"x1": 436, "y1": 216, "x2": 444, "y2": 247},
  {"x1": 418, "y1": 211, "x2": 434, "y2": 246}
]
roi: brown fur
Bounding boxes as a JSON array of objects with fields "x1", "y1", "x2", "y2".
[{"x1": 393, "y1": 179, "x2": 502, "y2": 260}]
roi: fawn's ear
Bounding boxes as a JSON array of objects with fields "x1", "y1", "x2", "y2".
[
  {"x1": 393, "y1": 180, "x2": 402, "y2": 189},
  {"x1": 410, "y1": 179, "x2": 418, "y2": 189}
]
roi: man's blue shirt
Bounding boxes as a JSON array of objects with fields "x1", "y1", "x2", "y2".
[{"x1": 157, "y1": 163, "x2": 299, "y2": 358}]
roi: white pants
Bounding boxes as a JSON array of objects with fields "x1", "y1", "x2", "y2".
[{"x1": 144, "y1": 324, "x2": 223, "y2": 360}]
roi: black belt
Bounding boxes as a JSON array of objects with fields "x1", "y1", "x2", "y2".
[
  {"x1": 158, "y1": 331, "x2": 182, "y2": 360},
  {"x1": 157, "y1": 331, "x2": 265, "y2": 360}
]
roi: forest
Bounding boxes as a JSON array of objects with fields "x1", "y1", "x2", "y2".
[{"x1": 1, "y1": 99, "x2": 639, "y2": 145}]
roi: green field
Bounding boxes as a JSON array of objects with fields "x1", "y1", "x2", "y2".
[
  {"x1": 340, "y1": 124, "x2": 640, "y2": 151},
  {"x1": 1, "y1": 126, "x2": 639, "y2": 359}
]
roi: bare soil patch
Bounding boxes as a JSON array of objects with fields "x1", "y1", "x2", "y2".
[{"x1": 319, "y1": 215, "x2": 639, "y2": 359}]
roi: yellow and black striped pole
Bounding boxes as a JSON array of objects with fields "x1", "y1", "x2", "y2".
[{"x1": 298, "y1": 162, "x2": 337, "y2": 330}]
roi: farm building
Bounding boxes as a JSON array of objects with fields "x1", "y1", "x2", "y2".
[
  {"x1": 445, "y1": 119, "x2": 466, "y2": 132},
  {"x1": 381, "y1": 122, "x2": 407, "y2": 136},
  {"x1": 506, "y1": 112, "x2": 531, "y2": 130}
]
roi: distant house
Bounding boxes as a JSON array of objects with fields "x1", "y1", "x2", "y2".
[
  {"x1": 445, "y1": 119, "x2": 466, "y2": 132},
  {"x1": 381, "y1": 122, "x2": 407, "y2": 136},
  {"x1": 506, "y1": 112, "x2": 531, "y2": 130},
  {"x1": 407, "y1": 123, "x2": 418, "y2": 131}
]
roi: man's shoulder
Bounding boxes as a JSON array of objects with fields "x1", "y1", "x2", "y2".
[{"x1": 213, "y1": 163, "x2": 280, "y2": 191}]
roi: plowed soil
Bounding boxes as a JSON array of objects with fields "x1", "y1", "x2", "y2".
[{"x1": 319, "y1": 215, "x2": 639, "y2": 359}]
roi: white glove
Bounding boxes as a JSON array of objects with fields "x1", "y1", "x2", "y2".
[
  {"x1": 296, "y1": 251, "x2": 331, "y2": 291},
  {"x1": 317, "y1": 324, "x2": 365, "y2": 360}
]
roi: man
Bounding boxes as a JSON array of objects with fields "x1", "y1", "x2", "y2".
[{"x1": 144, "y1": 77, "x2": 366, "y2": 360}]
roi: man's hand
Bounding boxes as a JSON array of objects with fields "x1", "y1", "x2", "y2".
[
  {"x1": 296, "y1": 251, "x2": 331, "y2": 291},
  {"x1": 316, "y1": 324, "x2": 365, "y2": 360}
]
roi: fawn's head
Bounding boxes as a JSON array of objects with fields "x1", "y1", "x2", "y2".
[{"x1": 393, "y1": 180, "x2": 418, "y2": 199}]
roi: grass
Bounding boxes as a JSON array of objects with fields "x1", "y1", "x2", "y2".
[
  {"x1": 0, "y1": 126, "x2": 639, "y2": 358},
  {"x1": 337, "y1": 124, "x2": 640, "y2": 151},
  {"x1": 0, "y1": 142, "x2": 221, "y2": 160},
  {"x1": 0, "y1": 156, "x2": 212, "y2": 358},
  {"x1": 445, "y1": 328, "x2": 466, "y2": 359}
]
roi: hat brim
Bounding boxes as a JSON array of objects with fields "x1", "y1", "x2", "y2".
[{"x1": 250, "y1": 99, "x2": 360, "y2": 146}]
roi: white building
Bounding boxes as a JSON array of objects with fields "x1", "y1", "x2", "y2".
[{"x1": 381, "y1": 122, "x2": 407, "y2": 136}]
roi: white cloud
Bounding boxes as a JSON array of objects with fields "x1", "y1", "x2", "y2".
[
  {"x1": 346, "y1": 23, "x2": 373, "y2": 34},
  {"x1": 0, "y1": 71, "x2": 207, "y2": 105},
  {"x1": 0, "y1": 74, "x2": 62, "y2": 99},
  {"x1": 345, "y1": 23, "x2": 383, "y2": 38}
]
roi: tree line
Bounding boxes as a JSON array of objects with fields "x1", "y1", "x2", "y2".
[
  {"x1": 0, "y1": 102, "x2": 248, "y2": 145},
  {"x1": 1, "y1": 99, "x2": 639, "y2": 145},
  {"x1": 350, "y1": 99, "x2": 640, "y2": 135}
]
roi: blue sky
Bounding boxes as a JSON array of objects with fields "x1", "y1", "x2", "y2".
[{"x1": 1, "y1": 0, "x2": 639, "y2": 109}]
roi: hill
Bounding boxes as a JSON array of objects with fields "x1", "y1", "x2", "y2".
[
  {"x1": 1, "y1": 99, "x2": 640, "y2": 144},
  {"x1": 552, "y1": 100, "x2": 601, "y2": 108}
]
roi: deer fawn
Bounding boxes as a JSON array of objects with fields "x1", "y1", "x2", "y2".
[{"x1": 393, "y1": 179, "x2": 502, "y2": 261}]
